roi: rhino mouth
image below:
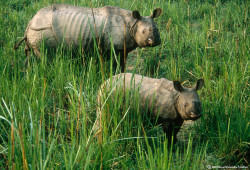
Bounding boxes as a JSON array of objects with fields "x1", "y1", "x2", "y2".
[
  {"x1": 141, "y1": 38, "x2": 161, "y2": 47},
  {"x1": 148, "y1": 43, "x2": 160, "y2": 47},
  {"x1": 149, "y1": 39, "x2": 161, "y2": 47},
  {"x1": 189, "y1": 113, "x2": 202, "y2": 120}
]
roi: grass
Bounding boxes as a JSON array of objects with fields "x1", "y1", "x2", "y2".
[{"x1": 0, "y1": 0, "x2": 249, "y2": 169}]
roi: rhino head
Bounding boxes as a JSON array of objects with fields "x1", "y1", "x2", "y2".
[
  {"x1": 131, "y1": 8, "x2": 162, "y2": 47},
  {"x1": 173, "y1": 79, "x2": 204, "y2": 120}
]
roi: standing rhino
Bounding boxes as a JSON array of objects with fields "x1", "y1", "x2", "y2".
[
  {"x1": 14, "y1": 4, "x2": 162, "y2": 71},
  {"x1": 95, "y1": 73, "x2": 204, "y2": 144}
]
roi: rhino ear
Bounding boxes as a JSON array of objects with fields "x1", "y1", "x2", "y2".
[
  {"x1": 151, "y1": 8, "x2": 163, "y2": 18},
  {"x1": 173, "y1": 81, "x2": 184, "y2": 92},
  {"x1": 132, "y1": 10, "x2": 141, "y2": 20},
  {"x1": 194, "y1": 79, "x2": 204, "y2": 91}
]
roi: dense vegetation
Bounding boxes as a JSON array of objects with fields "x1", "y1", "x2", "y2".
[{"x1": 0, "y1": 0, "x2": 249, "y2": 169}]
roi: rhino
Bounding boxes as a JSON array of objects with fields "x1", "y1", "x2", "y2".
[
  {"x1": 14, "y1": 4, "x2": 162, "y2": 71},
  {"x1": 94, "y1": 73, "x2": 204, "y2": 144}
]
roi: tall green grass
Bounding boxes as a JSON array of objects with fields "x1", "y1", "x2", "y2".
[{"x1": 0, "y1": 0, "x2": 249, "y2": 169}]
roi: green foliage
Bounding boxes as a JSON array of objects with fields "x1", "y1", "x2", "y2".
[{"x1": 0, "y1": 0, "x2": 249, "y2": 169}]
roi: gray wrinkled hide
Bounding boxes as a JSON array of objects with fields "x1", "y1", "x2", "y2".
[
  {"x1": 28, "y1": 5, "x2": 136, "y2": 50},
  {"x1": 95, "y1": 73, "x2": 204, "y2": 143},
  {"x1": 15, "y1": 4, "x2": 162, "y2": 71}
]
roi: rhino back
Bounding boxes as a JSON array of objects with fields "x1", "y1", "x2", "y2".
[
  {"x1": 111, "y1": 73, "x2": 169, "y2": 94},
  {"x1": 29, "y1": 4, "x2": 85, "y2": 31},
  {"x1": 109, "y1": 74, "x2": 163, "y2": 108},
  {"x1": 51, "y1": 5, "x2": 133, "y2": 51},
  {"x1": 158, "y1": 78, "x2": 176, "y2": 92},
  {"x1": 52, "y1": 9, "x2": 108, "y2": 48},
  {"x1": 109, "y1": 73, "x2": 178, "y2": 119},
  {"x1": 29, "y1": 6, "x2": 53, "y2": 30}
]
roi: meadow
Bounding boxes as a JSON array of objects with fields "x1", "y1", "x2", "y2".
[{"x1": 0, "y1": 0, "x2": 249, "y2": 169}]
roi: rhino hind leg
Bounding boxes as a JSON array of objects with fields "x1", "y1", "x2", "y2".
[
  {"x1": 19, "y1": 38, "x2": 31, "y2": 67},
  {"x1": 26, "y1": 28, "x2": 57, "y2": 57},
  {"x1": 32, "y1": 46, "x2": 41, "y2": 57},
  {"x1": 24, "y1": 49, "x2": 30, "y2": 67},
  {"x1": 25, "y1": 44, "x2": 31, "y2": 56}
]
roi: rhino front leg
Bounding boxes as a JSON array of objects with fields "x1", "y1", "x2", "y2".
[
  {"x1": 162, "y1": 123, "x2": 177, "y2": 144},
  {"x1": 120, "y1": 52, "x2": 126, "y2": 73},
  {"x1": 162, "y1": 119, "x2": 184, "y2": 144},
  {"x1": 111, "y1": 51, "x2": 126, "y2": 73},
  {"x1": 117, "y1": 51, "x2": 127, "y2": 73}
]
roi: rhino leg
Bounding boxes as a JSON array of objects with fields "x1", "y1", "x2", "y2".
[
  {"x1": 120, "y1": 53, "x2": 126, "y2": 73},
  {"x1": 24, "y1": 46, "x2": 40, "y2": 67},
  {"x1": 162, "y1": 118, "x2": 184, "y2": 145},
  {"x1": 24, "y1": 55, "x2": 30, "y2": 67},
  {"x1": 25, "y1": 44, "x2": 31, "y2": 56},
  {"x1": 32, "y1": 46, "x2": 41, "y2": 57},
  {"x1": 23, "y1": 38, "x2": 31, "y2": 67},
  {"x1": 26, "y1": 28, "x2": 58, "y2": 58},
  {"x1": 162, "y1": 123, "x2": 176, "y2": 144},
  {"x1": 112, "y1": 51, "x2": 127, "y2": 72}
]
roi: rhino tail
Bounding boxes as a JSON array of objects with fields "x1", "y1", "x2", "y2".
[
  {"x1": 14, "y1": 36, "x2": 27, "y2": 50},
  {"x1": 14, "y1": 22, "x2": 32, "y2": 50}
]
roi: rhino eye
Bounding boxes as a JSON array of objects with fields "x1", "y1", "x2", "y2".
[
  {"x1": 142, "y1": 30, "x2": 145, "y2": 34},
  {"x1": 184, "y1": 103, "x2": 188, "y2": 108}
]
